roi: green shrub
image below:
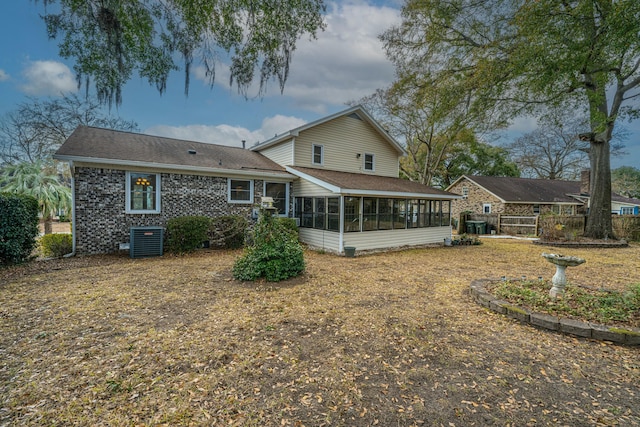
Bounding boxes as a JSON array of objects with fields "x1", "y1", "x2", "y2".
[
  {"x1": 233, "y1": 210, "x2": 305, "y2": 282},
  {"x1": 165, "y1": 216, "x2": 212, "y2": 253},
  {"x1": 39, "y1": 233, "x2": 73, "y2": 257},
  {"x1": 276, "y1": 217, "x2": 299, "y2": 235},
  {"x1": 209, "y1": 215, "x2": 247, "y2": 249},
  {"x1": 0, "y1": 193, "x2": 40, "y2": 265}
]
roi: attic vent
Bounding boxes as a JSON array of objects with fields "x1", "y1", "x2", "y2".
[
  {"x1": 188, "y1": 149, "x2": 197, "y2": 154},
  {"x1": 348, "y1": 112, "x2": 362, "y2": 121},
  {"x1": 130, "y1": 226, "x2": 164, "y2": 258}
]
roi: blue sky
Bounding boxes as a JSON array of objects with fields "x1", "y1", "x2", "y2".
[{"x1": 0, "y1": 0, "x2": 638, "y2": 170}]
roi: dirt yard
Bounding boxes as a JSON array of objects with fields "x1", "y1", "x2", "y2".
[{"x1": 1, "y1": 239, "x2": 639, "y2": 426}]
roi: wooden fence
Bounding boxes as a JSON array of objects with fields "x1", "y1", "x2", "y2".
[{"x1": 461, "y1": 213, "x2": 640, "y2": 241}]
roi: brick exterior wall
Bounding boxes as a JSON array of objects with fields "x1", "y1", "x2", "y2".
[
  {"x1": 449, "y1": 177, "x2": 584, "y2": 222},
  {"x1": 73, "y1": 167, "x2": 267, "y2": 255},
  {"x1": 448, "y1": 178, "x2": 504, "y2": 219}
]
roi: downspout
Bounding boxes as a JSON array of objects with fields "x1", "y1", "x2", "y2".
[
  {"x1": 63, "y1": 161, "x2": 76, "y2": 257},
  {"x1": 339, "y1": 195, "x2": 344, "y2": 252}
]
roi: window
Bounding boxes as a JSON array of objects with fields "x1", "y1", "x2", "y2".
[
  {"x1": 312, "y1": 144, "x2": 324, "y2": 165},
  {"x1": 344, "y1": 197, "x2": 361, "y2": 232},
  {"x1": 378, "y1": 198, "x2": 393, "y2": 230},
  {"x1": 126, "y1": 172, "x2": 160, "y2": 213},
  {"x1": 533, "y1": 204, "x2": 540, "y2": 214},
  {"x1": 393, "y1": 199, "x2": 406, "y2": 229},
  {"x1": 363, "y1": 153, "x2": 375, "y2": 171},
  {"x1": 327, "y1": 198, "x2": 340, "y2": 231},
  {"x1": 621, "y1": 206, "x2": 633, "y2": 215},
  {"x1": 483, "y1": 203, "x2": 492, "y2": 214},
  {"x1": 313, "y1": 198, "x2": 326, "y2": 229},
  {"x1": 228, "y1": 179, "x2": 253, "y2": 203},
  {"x1": 264, "y1": 182, "x2": 288, "y2": 215},
  {"x1": 462, "y1": 187, "x2": 469, "y2": 200},
  {"x1": 363, "y1": 198, "x2": 378, "y2": 231}
]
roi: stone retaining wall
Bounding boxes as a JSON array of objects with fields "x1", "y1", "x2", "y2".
[{"x1": 470, "y1": 279, "x2": 640, "y2": 346}]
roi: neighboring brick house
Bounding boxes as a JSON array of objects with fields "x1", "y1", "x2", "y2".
[
  {"x1": 446, "y1": 175, "x2": 587, "y2": 221},
  {"x1": 446, "y1": 174, "x2": 640, "y2": 222},
  {"x1": 55, "y1": 106, "x2": 460, "y2": 255}
]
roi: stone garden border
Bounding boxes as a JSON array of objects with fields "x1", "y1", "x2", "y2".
[{"x1": 470, "y1": 279, "x2": 640, "y2": 346}]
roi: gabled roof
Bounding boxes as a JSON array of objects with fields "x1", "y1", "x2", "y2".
[
  {"x1": 612, "y1": 194, "x2": 640, "y2": 207},
  {"x1": 288, "y1": 166, "x2": 459, "y2": 199},
  {"x1": 54, "y1": 126, "x2": 290, "y2": 178},
  {"x1": 251, "y1": 105, "x2": 407, "y2": 156},
  {"x1": 447, "y1": 175, "x2": 582, "y2": 204}
]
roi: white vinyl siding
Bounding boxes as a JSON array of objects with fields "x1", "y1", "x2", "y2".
[
  {"x1": 342, "y1": 227, "x2": 452, "y2": 251},
  {"x1": 294, "y1": 115, "x2": 399, "y2": 176},
  {"x1": 258, "y1": 139, "x2": 294, "y2": 166},
  {"x1": 293, "y1": 179, "x2": 333, "y2": 197}
]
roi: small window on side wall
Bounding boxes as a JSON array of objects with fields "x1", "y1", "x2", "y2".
[
  {"x1": 126, "y1": 172, "x2": 161, "y2": 213},
  {"x1": 483, "y1": 203, "x2": 491, "y2": 214},
  {"x1": 363, "y1": 153, "x2": 374, "y2": 171},
  {"x1": 228, "y1": 179, "x2": 253, "y2": 203},
  {"x1": 312, "y1": 144, "x2": 323, "y2": 165}
]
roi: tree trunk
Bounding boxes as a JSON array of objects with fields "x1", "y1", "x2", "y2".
[
  {"x1": 584, "y1": 136, "x2": 614, "y2": 239},
  {"x1": 44, "y1": 216, "x2": 53, "y2": 235}
]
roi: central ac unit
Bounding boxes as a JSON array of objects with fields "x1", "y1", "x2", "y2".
[{"x1": 130, "y1": 226, "x2": 164, "y2": 258}]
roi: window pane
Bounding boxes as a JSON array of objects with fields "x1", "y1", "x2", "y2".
[
  {"x1": 344, "y1": 197, "x2": 361, "y2": 232},
  {"x1": 419, "y1": 200, "x2": 427, "y2": 227},
  {"x1": 130, "y1": 173, "x2": 156, "y2": 211},
  {"x1": 408, "y1": 200, "x2": 419, "y2": 228},
  {"x1": 230, "y1": 179, "x2": 251, "y2": 201},
  {"x1": 314, "y1": 198, "x2": 325, "y2": 229},
  {"x1": 393, "y1": 199, "x2": 406, "y2": 229},
  {"x1": 378, "y1": 198, "x2": 393, "y2": 230},
  {"x1": 327, "y1": 197, "x2": 340, "y2": 231},
  {"x1": 363, "y1": 197, "x2": 377, "y2": 231},
  {"x1": 364, "y1": 153, "x2": 374, "y2": 171},
  {"x1": 266, "y1": 182, "x2": 287, "y2": 214},
  {"x1": 441, "y1": 201, "x2": 451, "y2": 226},
  {"x1": 313, "y1": 145, "x2": 323, "y2": 164},
  {"x1": 302, "y1": 197, "x2": 313, "y2": 228}
]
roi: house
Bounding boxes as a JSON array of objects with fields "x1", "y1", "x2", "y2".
[
  {"x1": 446, "y1": 173, "x2": 640, "y2": 221},
  {"x1": 54, "y1": 106, "x2": 459, "y2": 255}
]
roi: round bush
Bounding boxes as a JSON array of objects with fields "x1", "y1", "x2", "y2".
[{"x1": 39, "y1": 233, "x2": 73, "y2": 258}]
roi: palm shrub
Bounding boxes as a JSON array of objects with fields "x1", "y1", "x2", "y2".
[
  {"x1": 0, "y1": 193, "x2": 40, "y2": 265},
  {"x1": 233, "y1": 209, "x2": 304, "y2": 282},
  {"x1": 165, "y1": 215, "x2": 212, "y2": 253}
]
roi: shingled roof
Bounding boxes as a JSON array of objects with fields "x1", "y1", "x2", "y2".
[
  {"x1": 288, "y1": 166, "x2": 458, "y2": 198},
  {"x1": 54, "y1": 126, "x2": 288, "y2": 176},
  {"x1": 459, "y1": 175, "x2": 582, "y2": 203}
]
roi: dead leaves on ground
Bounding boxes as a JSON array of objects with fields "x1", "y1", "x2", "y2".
[{"x1": 1, "y1": 241, "x2": 639, "y2": 426}]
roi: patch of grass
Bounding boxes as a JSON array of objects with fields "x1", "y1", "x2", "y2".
[{"x1": 488, "y1": 280, "x2": 640, "y2": 327}]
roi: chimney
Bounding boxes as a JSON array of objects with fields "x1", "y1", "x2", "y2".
[
  {"x1": 580, "y1": 169, "x2": 590, "y2": 195},
  {"x1": 242, "y1": 140, "x2": 246, "y2": 149}
]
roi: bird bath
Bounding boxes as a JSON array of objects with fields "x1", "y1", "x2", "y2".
[{"x1": 542, "y1": 253, "x2": 586, "y2": 298}]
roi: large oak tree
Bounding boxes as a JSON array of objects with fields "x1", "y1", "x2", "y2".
[
  {"x1": 35, "y1": 0, "x2": 326, "y2": 106},
  {"x1": 382, "y1": 0, "x2": 640, "y2": 239}
]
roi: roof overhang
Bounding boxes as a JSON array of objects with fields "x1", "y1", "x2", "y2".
[
  {"x1": 286, "y1": 166, "x2": 460, "y2": 200},
  {"x1": 54, "y1": 154, "x2": 294, "y2": 180}
]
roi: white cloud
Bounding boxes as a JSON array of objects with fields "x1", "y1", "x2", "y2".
[
  {"x1": 0, "y1": 69, "x2": 9, "y2": 81},
  {"x1": 193, "y1": 1, "x2": 401, "y2": 113},
  {"x1": 20, "y1": 60, "x2": 77, "y2": 96},
  {"x1": 144, "y1": 114, "x2": 307, "y2": 147}
]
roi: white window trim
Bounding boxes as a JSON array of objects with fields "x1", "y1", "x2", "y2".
[
  {"x1": 125, "y1": 171, "x2": 161, "y2": 214},
  {"x1": 263, "y1": 181, "x2": 289, "y2": 216},
  {"x1": 363, "y1": 153, "x2": 375, "y2": 172},
  {"x1": 227, "y1": 178, "x2": 254, "y2": 204},
  {"x1": 462, "y1": 187, "x2": 469, "y2": 200},
  {"x1": 620, "y1": 206, "x2": 633, "y2": 215},
  {"x1": 312, "y1": 144, "x2": 324, "y2": 165},
  {"x1": 483, "y1": 203, "x2": 492, "y2": 214}
]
